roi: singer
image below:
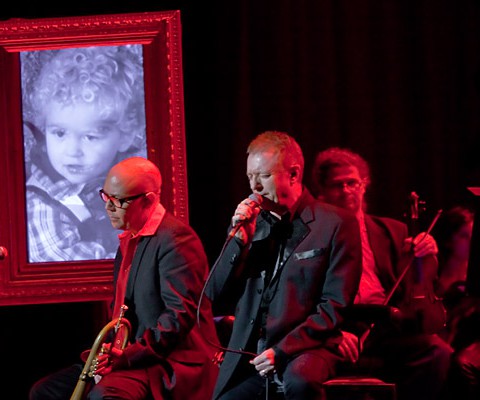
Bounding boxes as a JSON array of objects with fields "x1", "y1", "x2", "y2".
[{"x1": 206, "y1": 131, "x2": 363, "y2": 400}]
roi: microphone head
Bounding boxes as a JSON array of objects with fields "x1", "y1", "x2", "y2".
[
  {"x1": 250, "y1": 193, "x2": 284, "y2": 212},
  {"x1": 249, "y1": 193, "x2": 287, "y2": 214},
  {"x1": 248, "y1": 193, "x2": 264, "y2": 205}
]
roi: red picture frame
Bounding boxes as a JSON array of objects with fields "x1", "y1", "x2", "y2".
[{"x1": 0, "y1": 11, "x2": 188, "y2": 305}]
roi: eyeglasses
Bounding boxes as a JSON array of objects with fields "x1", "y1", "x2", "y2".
[
  {"x1": 325, "y1": 179, "x2": 364, "y2": 191},
  {"x1": 99, "y1": 189, "x2": 147, "y2": 209}
]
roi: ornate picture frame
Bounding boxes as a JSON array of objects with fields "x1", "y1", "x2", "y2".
[{"x1": 0, "y1": 11, "x2": 188, "y2": 305}]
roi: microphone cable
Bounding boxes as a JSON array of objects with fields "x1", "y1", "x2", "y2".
[
  {"x1": 196, "y1": 206, "x2": 288, "y2": 399},
  {"x1": 196, "y1": 232, "x2": 258, "y2": 361},
  {"x1": 197, "y1": 236, "x2": 281, "y2": 400}
]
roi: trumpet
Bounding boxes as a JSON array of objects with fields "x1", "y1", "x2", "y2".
[{"x1": 70, "y1": 305, "x2": 131, "y2": 400}]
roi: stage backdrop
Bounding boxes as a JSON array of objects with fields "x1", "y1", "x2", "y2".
[{"x1": 0, "y1": 1, "x2": 478, "y2": 399}]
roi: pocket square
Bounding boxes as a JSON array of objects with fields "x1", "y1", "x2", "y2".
[{"x1": 294, "y1": 248, "x2": 324, "y2": 260}]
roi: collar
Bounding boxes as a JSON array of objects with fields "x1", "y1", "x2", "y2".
[
  {"x1": 119, "y1": 203, "x2": 166, "y2": 240},
  {"x1": 356, "y1": 211, "x2": 368, "y2": 232}
]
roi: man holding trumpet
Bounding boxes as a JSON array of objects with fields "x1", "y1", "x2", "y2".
[{"x1": 30, "y1": 157, "x2": 219, "y2": 400}]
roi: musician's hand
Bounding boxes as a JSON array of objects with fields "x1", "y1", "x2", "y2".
[
  {"x1": 230, "y1": 196, "x2": 261, "y2": 244},
  {"x1": 94, "y1": 346, "x2": 129, "y2": 376},
  {"x1": 338, "y1": 330, "x2": 361, "y2": 363},
  {"x1": 405, "y1": 233, "x2": 438, "y2": 257},
  {"x1": 250, "y1": 348, "x2": 276, "y2": 377}
]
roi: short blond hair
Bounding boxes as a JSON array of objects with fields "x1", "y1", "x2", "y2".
[{"x1": 247, "y1": 131, "x2": 304, "y2": 179}]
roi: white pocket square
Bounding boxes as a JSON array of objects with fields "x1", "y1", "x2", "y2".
[{"x1": 294, "y1": 249, "x2": 324, "y2": 260}]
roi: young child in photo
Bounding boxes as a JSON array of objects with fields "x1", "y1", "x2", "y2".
[{"x1": 21, "y1": 45, "x2": 147, "y2": 262}]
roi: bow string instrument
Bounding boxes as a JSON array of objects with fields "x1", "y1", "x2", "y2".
[{"x1": 398, "y1": 191, "x2": 446, "y2": 334}]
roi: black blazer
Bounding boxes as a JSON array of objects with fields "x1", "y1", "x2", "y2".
[
  {"x1": 207, "y1": 188, "x2": 362, "y2": 399},
  {"x1": 364, "y1": 214, "x2": 442, "y2": 333},
  {"x1": 364, "y1": 214, "x2": 409, "y2": 304},
  {"x1": 112, "y1": 211, "x2": 219, "y2": 400}
]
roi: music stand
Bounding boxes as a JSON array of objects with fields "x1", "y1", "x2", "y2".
[{"x1": 466, "y1": 187, "x2": 480, "y2": 297}]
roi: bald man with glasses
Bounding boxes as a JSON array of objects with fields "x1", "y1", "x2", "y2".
[{"x1": 30, "y1": 156, "x2": 219, "y2": 400}]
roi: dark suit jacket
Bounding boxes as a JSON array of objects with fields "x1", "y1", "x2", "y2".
[
  {"x1": 344, "y1": 214, "x2": 442, "y2": 338},
  {"x1": 365, "y1": 214, "x2": 439, "y2": 304},
  {"x1": 207, "y1": 189, "x2": 362, "y2": 399},
  {"x1": 364, "y1": 214, "x2": 409, "y2": 305},
  {"x1": 112, "y1": 211, "x2": 219, "y2": 400}
]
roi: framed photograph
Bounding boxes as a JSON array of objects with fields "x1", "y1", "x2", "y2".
[{"x1": 0, "y1": 11, "x2": 188, "y2": 305}]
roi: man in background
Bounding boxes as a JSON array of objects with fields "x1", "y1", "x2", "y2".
[{"x1": 311, "y1": 147, "x2": 452, "y2": 400}]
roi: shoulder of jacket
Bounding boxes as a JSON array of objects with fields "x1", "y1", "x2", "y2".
[{"x1": 368, "y1": 214, "x2": 407, "y2": 232}]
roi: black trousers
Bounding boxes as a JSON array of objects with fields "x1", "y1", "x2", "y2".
[
  {"x1": 29, "y1": 363, "x2": 153, "y2": 400},
  {"x1": 218, "y1": 347, "x2": 342, "y2": 400}
]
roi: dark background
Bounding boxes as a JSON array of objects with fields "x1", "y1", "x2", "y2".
[{"x1": 1, "y1": 1, "x2": 479, "y2": 398}]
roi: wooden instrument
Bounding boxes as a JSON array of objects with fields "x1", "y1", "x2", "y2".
[
  {"x1": 359, "y1": 193, "x2": 445, "y2": 347},
  {"x1": 399, "y1": 192, "x2": 446, "y2": 334}
]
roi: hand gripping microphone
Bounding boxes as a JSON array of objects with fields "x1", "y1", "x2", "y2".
[
  {"x1": 228, "y1": 193, "x2": 264, "y2": 239},
  {"x1": 247, "y1": 193, "x2": 264, "y2": 206}
]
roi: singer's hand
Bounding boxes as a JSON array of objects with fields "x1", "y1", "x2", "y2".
[
  {"x1": 250, "y1": 348, "x2": 276, "y2": 377},
  {"x1": 230, "y1": 196, "x2": 261, "y2": 244},
  {"x1": 337, "y1": 330, "x2": 360, "y2": 363}
]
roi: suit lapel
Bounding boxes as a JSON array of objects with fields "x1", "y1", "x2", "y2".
[
  {"x1": 269, "y1": 207, "x2": 311, "y2": 284},
  {"x1": 280, "y1": 192, "x2": 314, "y2": 268},
  {"x1": 364, "y1": 216, "x2": 396, "y2": 284},
  {"x1": 125, "y1": 236, "x2": 153, "y2": 298},
  {"x1": 257, "y1": 189, "x2": 315, "y2": 285},
  {"x1": 280, "y1": 218, "x2": 309, "y2": 266}
]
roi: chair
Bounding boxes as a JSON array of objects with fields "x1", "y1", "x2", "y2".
[
  {"x1": 322, "y1": 304, "x2": 400, "y2": 400},
  {"x1": 269, "y1": 375, "x2": 396, "y2": 400},
  {"x1": 322, "y1": 376, "x2": 397, "y2": 400}
]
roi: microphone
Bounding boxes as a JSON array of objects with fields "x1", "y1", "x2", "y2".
[
  {"x1": 228, "y1": 193, "x2": 264, "y2": 239},
  {"x1": 247, "y1": 193, "x2": 264, "y2": 206}
]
